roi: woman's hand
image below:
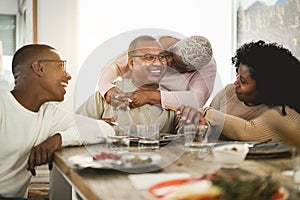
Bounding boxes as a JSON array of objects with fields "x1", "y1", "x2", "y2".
[{"x1": 176, "y1": 105, "x2": 206, "y2": 126}]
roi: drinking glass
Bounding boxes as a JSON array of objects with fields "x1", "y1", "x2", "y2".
[
  {"x1": 137, "y1": 123, "x2": 160, "y2": 151},
  {"x1": 106, "y1": 125, "x2": 130, "y2": 152},
  {"x1": 184, "y1": 124, "x2": 211, "y2": 159}
]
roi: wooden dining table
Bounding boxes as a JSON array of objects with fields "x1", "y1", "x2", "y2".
[{"x1": 49, "y1": 139, "x2": 300, "y2": 200}]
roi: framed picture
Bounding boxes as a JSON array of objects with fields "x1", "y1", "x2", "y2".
[{"x1": 235, "y1": 0, "x2": 300, "y2": 59}]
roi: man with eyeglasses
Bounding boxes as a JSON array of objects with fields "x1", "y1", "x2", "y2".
[
  {"x1": 76, "y1": 35, "x2": 179, "y2": 133},
  {"x1": 98, "y1": 35, "x2": 216, "y2": 111},
  {"x1": 0, "y1": 44, "x2": 115, "y2": 198}
]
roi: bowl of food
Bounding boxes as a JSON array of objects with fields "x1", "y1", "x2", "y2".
[{"x1": 212, "y1": 143, "x2": 249, "y2": 168}]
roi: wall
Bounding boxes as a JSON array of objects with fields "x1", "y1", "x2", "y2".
[
  {"x1": 37, "y1": 0, "x2": 78, "y2": 109},
  {"x1": 76, "y1": 0, "x2": 235, "y2": 108},
  {"x1": 0, "y1": 0, "x2": 18, "y2": 15}
]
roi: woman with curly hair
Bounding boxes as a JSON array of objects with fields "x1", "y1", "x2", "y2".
[{"x1": 177, "y1": 40, "x2": 300, "y2": 144}]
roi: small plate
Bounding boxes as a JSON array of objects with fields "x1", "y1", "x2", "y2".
[
  {"x1": 214, "y1": 141, "x2": 291, "y2": 159},
  {"x1": 68, "y1": 152, "x2": 162, "y2": 172}
]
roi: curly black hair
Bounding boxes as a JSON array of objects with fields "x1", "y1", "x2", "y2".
[{"x1": 231, "y1": 40, "x2": 300, "y2": 115}]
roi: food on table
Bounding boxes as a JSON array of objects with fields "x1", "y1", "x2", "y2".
[
  {"x1": 163, "y1": 179, "x2": 221, "y2": 200},
  {"x1": 92, "y1": 151, "x2": 122, "y2": 161},
  {"x1": 92, "y1": 152, "x2": 153, "y2": 167},
  {"x1": 149, "y1": 172, "x2": 288, "y2": 200},
  {"x1": 130, "y1": 155, "x2": 152, "y2": 165},
  {"x1": 211, "y1": 173, "x2": 283, "y2": 200}
]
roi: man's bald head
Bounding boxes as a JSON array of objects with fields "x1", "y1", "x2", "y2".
[{"x1": 128, "y1": 35, "x2": 161, "y2": 57}]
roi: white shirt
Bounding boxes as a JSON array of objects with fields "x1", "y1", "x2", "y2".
[{"x1": 0, "y1": 90, "x2": 114, "y2": 197}]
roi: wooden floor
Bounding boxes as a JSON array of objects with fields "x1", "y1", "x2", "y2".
[{"x1": 28, "y1": 165, "x2": 49, "y2": 199}]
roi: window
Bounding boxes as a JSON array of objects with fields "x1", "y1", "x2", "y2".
[{"x1": 0, "y1": 14, "x2": 16, "y2": 55}]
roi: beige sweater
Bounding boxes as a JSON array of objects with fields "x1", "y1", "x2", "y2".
[
  {"x1": 76, "y1": 79, "x2": 179, "y2": 134},
  {"x1": 207, "y1": 84, "x2": 300, "y2": 142}
]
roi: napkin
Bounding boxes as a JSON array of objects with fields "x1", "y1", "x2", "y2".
[{"x1": 128, "y1": 173, "x2": 191, "y2": 190}]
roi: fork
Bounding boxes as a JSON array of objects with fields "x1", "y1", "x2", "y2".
[{"x1": 246, "y1": 138, "x2": 272, "y2": 148}]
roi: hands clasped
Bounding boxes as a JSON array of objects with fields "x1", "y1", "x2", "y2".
[{"x1": 106, "y1": 87, "x2": 155, "y2": 110}]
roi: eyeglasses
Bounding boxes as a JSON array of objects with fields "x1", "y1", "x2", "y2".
[
  {"x1": 38, "y1": 59, "x2": 67, "y2": 72},
  {"x1": 131, "y1": 52, "x2": 171, "y2": 63}
]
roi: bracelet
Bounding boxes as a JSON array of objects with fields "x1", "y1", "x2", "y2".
[{"x1": 201, "y1": 107, "x2": 212, "y2": 117}]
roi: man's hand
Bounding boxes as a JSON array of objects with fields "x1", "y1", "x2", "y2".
[
  {"x1": 129, "y1": 90, "x2": 161, "y2": 108},
  {"x1": 102, "y1": 115, "x2": 118, "y2": 125},
  {"x1": 105, "y1": 87, "x2": 132, "y2": 110},
  {"x1": 27, "y1": 134, "x2": 62, "y2": 176},
  {"x1": 105, "y1": 87, "x2": 121, "y2": 104}
]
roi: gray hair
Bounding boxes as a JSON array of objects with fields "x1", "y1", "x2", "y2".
[{"x1": 173, "y1": 35, "x2": 213, "y2": 70}]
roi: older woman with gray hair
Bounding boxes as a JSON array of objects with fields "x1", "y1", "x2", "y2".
[
  {"x1": 169, "y1": 35, "x2": 213, "y2": 72},
  {"x1": 98, "y1": 35, "x2": 217, "y2": 110},
  {"x1": 156, "y1": 35, "x2": 216, "y2": 109}
]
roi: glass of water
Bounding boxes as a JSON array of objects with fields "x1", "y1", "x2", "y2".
[
  {"x1": 137, "y1": 123, "x2": 160, "y2": 151},
  {"x1": 106, "y1": 125, "x2": 130, "y2": 152},
  {"x1": 184, "y1": 124, "x2": 210, "y2": 159}
]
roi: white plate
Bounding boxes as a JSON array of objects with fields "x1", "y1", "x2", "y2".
[{"x1": 68, "y1": 152, "x2": 162, "y2": 172}]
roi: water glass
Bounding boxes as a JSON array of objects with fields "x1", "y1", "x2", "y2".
[
  {"x1": 106, "y1": 125, "x2": 130, "y2": 152},
  {"x1": 184, "y1": 124, "x2": 210, "y2": 159},
  {"x1": 137, "y1": 123, "x2": 160, "y2": 151}
]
